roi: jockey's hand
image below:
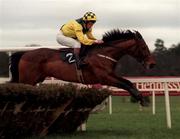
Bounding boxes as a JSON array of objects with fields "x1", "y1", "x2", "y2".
[{"x1": 94, "y1": 40, "x2": 104, "y2": 44}]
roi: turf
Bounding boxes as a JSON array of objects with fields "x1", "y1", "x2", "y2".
[{"x1": 27, "y1": 96, "x2": 180, "y2": 139}]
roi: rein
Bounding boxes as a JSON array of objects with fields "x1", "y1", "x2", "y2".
[{"x1": 97, "y1": 54, "x2": 118, "y2": 63}]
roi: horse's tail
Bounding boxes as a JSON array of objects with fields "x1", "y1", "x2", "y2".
[{"x1": 9, "y1": 52, "x2": 25, "y2": 83}]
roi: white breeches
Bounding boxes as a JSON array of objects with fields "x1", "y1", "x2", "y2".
[{"x1": 56, "y1": 31, "x2": 81, "y2": 48}]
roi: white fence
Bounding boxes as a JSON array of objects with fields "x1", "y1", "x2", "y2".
[
  {"x1": 0, "y1": 46, "x2": 67, "y2": 52},
  {"x1": 107, "y1": 77, "x2": 180, "y2": 129},
  {"x1": 1, "y1": 47, "x2": 180, "y2": 129}
]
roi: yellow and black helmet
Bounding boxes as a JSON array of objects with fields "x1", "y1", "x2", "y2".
[{"x1": 82, "y1": 12, "x2": 97, "y2": 22}]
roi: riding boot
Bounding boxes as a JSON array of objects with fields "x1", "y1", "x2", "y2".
[
  {"x1": 74, "y1": 48, "x2": 87, "y2": 69},
  {"x1": 79, "y1": 45, "x2": 89, "y2": 67},
  {"x1": 79, "y1": 57, "x2": 88, "y2": 68},
  {"x1": 74, "y1": 53, "x2": 81, "y2": 69}
]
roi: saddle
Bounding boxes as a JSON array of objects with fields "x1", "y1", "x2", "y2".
[
  {"x1": 59, "y1": 46, "x2": 90, "y2": 65},
  {"x1": 59, "y1": 47, "x2": 88, "y2": 83},
  {"x1": 59, "y1": 48, "x2": 76, "y2": 64}
]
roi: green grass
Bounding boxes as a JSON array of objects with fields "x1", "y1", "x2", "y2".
[{"x1": 27, "y1": 96, "x2": 180, "y2": 139}]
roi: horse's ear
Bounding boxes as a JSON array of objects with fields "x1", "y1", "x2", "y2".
[
  {"x1": 135, "y1": 31, "x2": 143, "y2": 39},
  {"x1": 132, "y1": 30, "x2": 136, "y2": 33}
]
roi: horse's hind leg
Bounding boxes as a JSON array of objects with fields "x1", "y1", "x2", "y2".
[
  {"x1": 19, "y1": 62, "x2": 42, "y2": 85},
  {"x1": 19, "y1": 71, "x2": 41, "y2": 85}
]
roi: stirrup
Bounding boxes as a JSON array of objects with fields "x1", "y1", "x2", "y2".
[
  {"x1": 76, "y1": 59, "x2": 87, "y2": 69},
  {"x1": 76, "y1": 61, "x2": 80, "y2": 69},
  {"x1": 79, "y1": 60, "x2": 88, "y2": 68}
]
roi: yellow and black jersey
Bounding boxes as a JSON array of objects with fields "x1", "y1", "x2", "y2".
[{"x1": 60, "y1": 19, "x2": 96, "y2": 45}]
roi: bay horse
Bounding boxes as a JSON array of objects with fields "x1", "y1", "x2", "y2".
[{"x1": 10, "y1": 29, "x2": 155, "y2": 106}]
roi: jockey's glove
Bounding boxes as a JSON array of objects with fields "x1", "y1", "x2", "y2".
[{"x1": 94, "y1": 40, "x2": 104, "y2": 44}]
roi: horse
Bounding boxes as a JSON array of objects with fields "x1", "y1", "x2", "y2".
[{"x1": 9, "y1": 29, "x2": 155, "y2": 106}]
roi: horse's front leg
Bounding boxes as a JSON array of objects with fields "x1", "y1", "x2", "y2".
[
  {"x1": 97, "y1": 72, "x2": 148, "y2": 106},
  {"x1": 112, "y1": 75, "x2": 149, "y2": 106}
]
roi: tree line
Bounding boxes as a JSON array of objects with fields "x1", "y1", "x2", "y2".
[{"x1": 0, "y1": 39, "x2": 180, "y2": 77}]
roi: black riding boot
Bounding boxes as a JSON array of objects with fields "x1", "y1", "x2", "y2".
[
  {"x1": 74, "y1": 54, "x2": 80, "y2": 69},
  {"x1": 74, "y1": 47, "x2": 87, "y2": 69},
  {"x1": 74, "y1": 45, "x2": 90, "y2": 69},
  {"x1": 74, "y1": 54, "x2": 88, "y2": 69}
]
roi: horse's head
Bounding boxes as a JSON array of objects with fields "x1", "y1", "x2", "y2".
[
  {"x1": 130, "y1": 31, "x2": 156, "y2": 69},
  {"x1": 101, "y1": 29, "x2": 155, "y2": 69}
]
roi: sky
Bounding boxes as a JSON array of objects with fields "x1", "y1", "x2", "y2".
[{"x1": 0, "y1": 0, "x2": 180, "y2": 50}]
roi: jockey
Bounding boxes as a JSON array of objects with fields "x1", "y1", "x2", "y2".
[{"x1": 56, "y1": 11, "x2": 104, "y2": 68}]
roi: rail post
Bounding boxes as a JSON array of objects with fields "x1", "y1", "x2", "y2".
[
  {"x1": 152, "y1": 90, "x2": 156, "y2": 115},
  {"x1": 164, "y1": 82, "x2": 172, "y2": 129},
  {"x1": 108, "y1": 95, "x2": 112, "y2": 115}
]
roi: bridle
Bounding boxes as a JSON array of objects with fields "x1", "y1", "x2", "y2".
[{"x1": 97, "y1": 54, "x2": 118, "y2": 63}]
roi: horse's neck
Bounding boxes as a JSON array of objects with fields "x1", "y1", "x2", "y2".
[{"x1": 100, "y1": 39, "x2": 136, "y2": 59}]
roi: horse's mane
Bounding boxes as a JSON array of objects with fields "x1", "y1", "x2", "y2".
[
  {"x1": 102, "y1": 29, "x2": 142, "y2": 43},
  {"x1": 84, "y1": 29, "x2": 143, "y2": 51}
]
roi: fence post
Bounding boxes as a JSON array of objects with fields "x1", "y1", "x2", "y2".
[
  {"x1": 108, "y1": 95, "x2": 112, "y2": 115},
  {"x1": 8, "y1": 52, "x2": 12, "y2": 79},
  {"x1": 79, "y1": 123, "x2": 86, "y2": 131},
  {"x1": 164, "y1": 82, "x2": 172, "y2": 129},
  {"x1": 152, "y1": 91, "x2": 156, "y2": 115}
]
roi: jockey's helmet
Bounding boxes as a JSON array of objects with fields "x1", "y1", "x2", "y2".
[{"x1": 82, "y1": 12, "x2": 97, "y2": 23}]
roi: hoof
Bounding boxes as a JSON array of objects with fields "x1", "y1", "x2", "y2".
[{"x1": 140, "y1": 98, "x2": 149, "y2": 107}]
